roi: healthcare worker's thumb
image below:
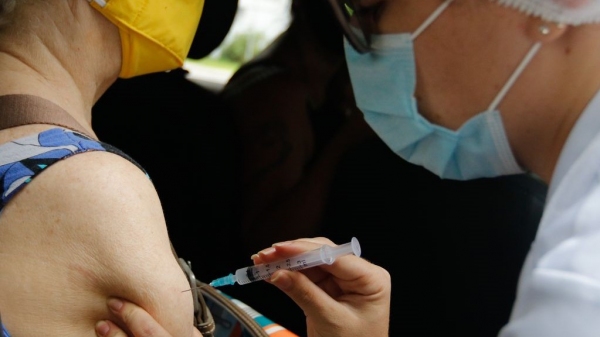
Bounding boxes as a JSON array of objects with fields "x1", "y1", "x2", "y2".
[{"x1": 269, "y1": 269, "x2": 337, "y2": 318}]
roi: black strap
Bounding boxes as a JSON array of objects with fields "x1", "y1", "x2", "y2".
[{"x1": 0, "y1": 94, "x2": 94, "y2": 139}]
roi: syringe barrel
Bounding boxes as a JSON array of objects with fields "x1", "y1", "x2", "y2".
[
  {"x1": 234, "y1": 267, "x2": 254, "y2": 285},
  {"x1": 233, "y1": 237, "x2": 361, "y2": 286}
]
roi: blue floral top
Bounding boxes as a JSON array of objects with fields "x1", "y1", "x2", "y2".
[
  {"x1": 0, "y1": 128, "x2": 145, "y2": 212},
  {"x1": 1, "y1": 324, "x2": 9, "y2": 337}
]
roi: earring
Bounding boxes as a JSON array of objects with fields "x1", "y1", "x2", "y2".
[{"x1": 539, "y1": 25, "x2": 551, "y2": 35}]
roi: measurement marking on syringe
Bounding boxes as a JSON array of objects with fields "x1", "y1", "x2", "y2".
[{"x1": 208, "y1": 237, "x2": 361, "y2": 287}]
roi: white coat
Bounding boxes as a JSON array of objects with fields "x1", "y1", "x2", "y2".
[{"x1": 500, "y1": 91, "x2": 600, "y2": 336}]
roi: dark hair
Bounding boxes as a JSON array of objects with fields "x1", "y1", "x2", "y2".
[{"x1": 292, "y1": 0, "x2": 345, "y2": 54}]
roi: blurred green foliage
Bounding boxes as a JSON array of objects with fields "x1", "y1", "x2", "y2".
[{"x1": 219, "y1": 32, "x2": 266, "y2": 64}]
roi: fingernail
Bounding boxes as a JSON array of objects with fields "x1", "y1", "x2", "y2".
[
  {"x1": 273, "y1": 241, "x2": 292, "y2": 247},
  {"x1": 95, "y1": 320, "x2": 110, "y2": 337},
  {"x1": 107, "y1": 298, "x2": 124, "y2": 312},
  {"x1": 250, "y1": 254, "x2": 259, "y2": 261},
  {"x1": 270, "y1": 271, "x2": 292, "y2": 291},
  {"x1": 259, "y1": 247, "x2": 276, "y2": 255}
]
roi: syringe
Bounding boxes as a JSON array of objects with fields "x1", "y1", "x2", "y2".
[{"x1": 209, "y1": 237, "x2": 361, "y2": 287}]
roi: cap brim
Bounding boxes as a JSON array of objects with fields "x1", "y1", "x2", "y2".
[{"x1": 187, "y1": 0, "x2": 239, "y2": 59}]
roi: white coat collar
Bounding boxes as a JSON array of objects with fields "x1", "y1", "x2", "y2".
[{"x1": 549, "y1": 89, "x2": 600, "y2": 198}]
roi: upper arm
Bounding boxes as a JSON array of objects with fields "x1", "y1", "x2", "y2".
[{"x1": 0, "y1": 151, "x2": 195, "y2": 337}]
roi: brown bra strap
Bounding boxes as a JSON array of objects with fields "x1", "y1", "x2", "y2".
[{"x1": 0, "y1": 94, "x2": 95, "y2": 139}]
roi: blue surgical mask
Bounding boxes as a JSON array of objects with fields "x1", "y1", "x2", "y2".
[{"x1": 345, "y1": 0, "x2": 541, "y2": 180}]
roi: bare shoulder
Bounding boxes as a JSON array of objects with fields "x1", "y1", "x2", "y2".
[{"x1": 0, "y1": 151, "x2": 195, "y2": 337}]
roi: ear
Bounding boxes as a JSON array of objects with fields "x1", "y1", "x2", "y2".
[{"x1": 525, "y1": 17, "x2": 568, "y2": 43}]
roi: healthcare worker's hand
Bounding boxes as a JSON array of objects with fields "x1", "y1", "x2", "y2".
[
  {"x1": 94, "y1": 299, "x2": 203, "y2": 337},
  {"x1": 253, "y1": 237, "x2": 391, "y2": 337},
  {"x1": 94, "y1": 237, "x2": 391, "y2": 337}
]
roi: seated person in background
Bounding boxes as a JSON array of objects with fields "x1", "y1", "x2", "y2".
[{"x1": 220, "y1": 0, "x2": 376, "y2": 253}]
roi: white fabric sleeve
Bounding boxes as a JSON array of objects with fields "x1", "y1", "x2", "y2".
[{"x1": 499, "y1": 184, "x2": 600, "y2": 337}]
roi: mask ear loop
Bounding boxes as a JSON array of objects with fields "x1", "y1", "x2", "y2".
[
  {"x1": 485, "y1": 40, "x2": 542, "y2": 171},
  {"x1": 411, "y1": 0, "x2": 454, "y2": 40},
  {"x1": 487, "y1": 42, "x2": 542, "y2": 111}
]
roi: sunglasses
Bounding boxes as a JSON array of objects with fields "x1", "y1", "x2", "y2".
[{"x1": 327, "y1": 0, "x2": 374, "y2": 54}]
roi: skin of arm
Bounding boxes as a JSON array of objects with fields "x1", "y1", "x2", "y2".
[{"x1": 0, "y1": 147, "x2": 196, "y2": 337}]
